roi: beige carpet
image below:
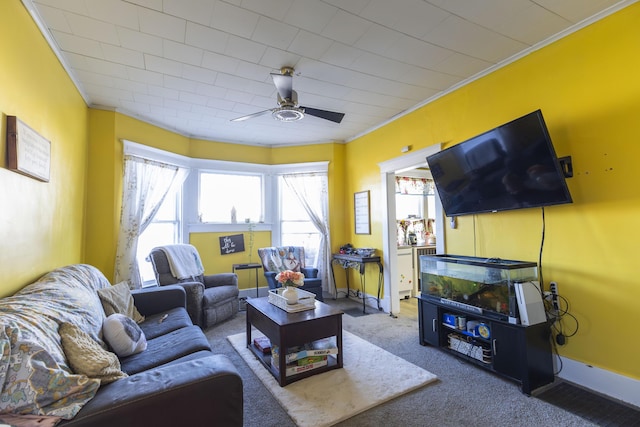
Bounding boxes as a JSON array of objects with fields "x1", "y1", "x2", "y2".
[{"x1": 227, "y1": 330, "x2": 438, "y2": 427}]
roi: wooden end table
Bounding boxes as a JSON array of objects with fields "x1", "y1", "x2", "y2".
[{"x1": 246, "y1": 297, "x2": 343, "y2": 386}]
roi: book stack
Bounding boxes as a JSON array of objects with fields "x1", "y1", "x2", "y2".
[
  {"x1": 270, "y1": 337, "x2": 339, "y2": 377},
  {"x1": 253, "y1": 336, "x2": 272, "y2": 354}
]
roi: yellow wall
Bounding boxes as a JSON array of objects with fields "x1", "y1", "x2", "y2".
[
  {"x1": 0, "y1": 1, "x2": 88, "y2": 294},
  {"x1": 345, "y1": 4, "x2": 640, "y2": 379}
]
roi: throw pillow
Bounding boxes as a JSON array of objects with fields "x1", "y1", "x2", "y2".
[
  {"x1": 59, "y1": 322, "x2": 128, "y2": 384},
  {"x1": 97, "y1": 281, "x2": 145, "y2": 323},
  {"x1": 103, "y1": 314, "x2": 147, "y2": 357}
]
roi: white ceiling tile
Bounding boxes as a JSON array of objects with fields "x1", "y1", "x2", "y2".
[
  {"x1": 147, "y1": 84, "x2": 180, "y2": 100},
  {"x1": 251, "y1": 16, "x2": 299, "y2": 50},
  {"x1": 284, "y1": 0, "x2": 337, "y2": 34},
  {"x1": 224, "y1": 35, "x2": 268, "y2": 62},
  {"x1": 128, "y1": 67, "x2": 165, "y2": 86},
  {"x1": 83, "y1": 83, "x2": 135, "y2": 102},
  {"x1": 353, "y1": 24, "x2": 403, "y2": 56},
  {"x1": 495, "y1": 4, "x2": 571, "y2": 45},
  {"x1": 321, "y1": 10, "x2": 371, "y2": 45},
  {"x1": 534, "y1": 0, "x2": 622, "y2": 23},
  {"x1": 384, "y1": 35, "x2": 452, "y2": 69},
  {"x1": 258, "y1": 47, "x2": 301, "y2": 69},
  {"x1": 163, "y1": 75, "x2": 199, "y2": 92},
  {"x1": 424, "y1": 15, "x2": 527, "y2": 63},
  {"x1": 320, "y1": 42, "x2": 364, "y2": 68},
  {"x1": 79, "y1": 57, "x2": 129, "y2": 79},
  {"x1": 64, "y1": 13, "x2": 119, "y2": 44},
  {"x1": 321, "y1": 0, "x2": 370, "y2": 15},
  {"x1": 186, "y1": 22, "x2": 229, "y2": 53},
  {"x1": 181, "y1": 64, "x2": 217, "y2": 84},
  {"x1": 163, "y1": 40, "x2": 204, "y2": 66},
  {"x1": 101, "y1": 44, "x2": 145, "y2": 68},
  {"x1": 116, "y1": 27, "x2": 163, "y2": 56},
  {"x1": 34, "y1": 0, "x2": 88, "y2": 15},
  {"x1": 211, "y1": 2, "x2": 260, "y2": 39},
  {"x1": 121, "y1": 0, "x2": 162, "y2": 12},
  {"x1": 240, "y1": 0, "x2": 296, "y2": 21},
  {"x1": 133, "y1": 93, "x2": 164, "y2": 106},
  {"x1": 139, "y1": 7, "x2": 186, "y2": 42},
  {"x1": 51, "y1": 30, "x2": 103, "y2": 58},
  {"x1": 179, "y1": 92, "x2": 208, "y2": 106},
  {"x1": 201, "y1": 51, "x2": 241, "y2": 74},
  {"x1": 288, "y1": 30, "x2": 333, "y2": 60},
  {"x1": 144, "y1": 54, "x2": 183, "y2": 77},
  {"x1": 84, "y1": 0, "x2": 140, "y2": 31},
  {"x1": 163, "y1": 0, "x2": 215, "y2": 26},
  {"x1": 430, "y1": 52, "x2": 492, "y2": 78},
  {"x1": 31, "y1": 4, "x2": 72, "y2": 32}
]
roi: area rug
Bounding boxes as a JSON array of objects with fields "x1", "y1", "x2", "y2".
[{"x1": 227, "y1": 330, "x2": 438, "y2": 427}]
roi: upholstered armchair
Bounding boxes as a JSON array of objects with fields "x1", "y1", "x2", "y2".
[
  {"x1": 257, "y1": 246, "x2": 323, "y2": 301},
  {"x1": 148, "y1": 244, "x2": 239, "y2": 328}
]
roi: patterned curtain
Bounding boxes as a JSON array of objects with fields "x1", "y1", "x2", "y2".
[
  {"x1": 395, "y1": 176, "x2": 435, "y2": 195},
  {"x1": 281, "y1": 173, "x2": 334, "y2": 297},
  {"x1": 114, "y1": 155, "x2": 188, "y2": 289}
]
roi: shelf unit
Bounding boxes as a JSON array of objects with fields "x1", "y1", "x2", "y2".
[{"x1": 418, "y1": 295, "x2": 553, "y2": 394}]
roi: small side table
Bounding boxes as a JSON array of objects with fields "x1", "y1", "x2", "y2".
[
  {"x1": 330, "y1": 254, "x2": 383, "y2": 313},
  {"x1": 232, "y1": 263, "x2": 263, "y2": 298}
]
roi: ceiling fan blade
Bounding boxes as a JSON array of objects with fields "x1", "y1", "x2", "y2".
[
  {"x1": 301, "y1": 106, "x2": 345, "y2": 124},
  {"x1": 271, "y1": 73, "x2": 293, "y2": 100},
  {"x1": 230, "y1": 109, "x2": 272, "y2": 122}
]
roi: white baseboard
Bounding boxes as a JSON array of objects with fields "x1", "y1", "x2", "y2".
[{"x1": 557, "y1": 356, "x2": 640, "y2": 408}]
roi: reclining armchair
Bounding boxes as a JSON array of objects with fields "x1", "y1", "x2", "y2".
[
  {"x1": 258, "y1": 246, "x2": 324, "y2": 301},
  {"x1": 149, "y1": 244, "x2": 239, "y2": 328}
]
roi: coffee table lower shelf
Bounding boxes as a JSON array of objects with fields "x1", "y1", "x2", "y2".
[{"x1": 248, "y1": 344, "x2": 340, "y2": 385}]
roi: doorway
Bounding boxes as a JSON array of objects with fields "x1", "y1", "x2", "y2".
[{"x1": 378, "y1": 145, "x2": 444, "y2": 317}]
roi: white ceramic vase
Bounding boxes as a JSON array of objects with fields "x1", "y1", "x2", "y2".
[{"x1": 282, "y1": 286, "x2": 299, "y2": 305}]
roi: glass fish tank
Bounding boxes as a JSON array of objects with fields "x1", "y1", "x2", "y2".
[{"x1": 420, "y1": 254, "x2": 538, "y2": 322}]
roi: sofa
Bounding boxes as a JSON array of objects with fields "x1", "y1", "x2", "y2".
[
  {"x1": 0, "y1": 264, "x2": 243, "y2": 426},
  {"x1": 257, "y1": 246, "x2": 324, "y2": 301}
]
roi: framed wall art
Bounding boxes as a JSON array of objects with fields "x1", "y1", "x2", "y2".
[
  {"x1": 6, "y1": 116, "x2": 51, "y2": 182},
  {"x1": 354, "y1": 190, "x2": 371, "y2": 235}
]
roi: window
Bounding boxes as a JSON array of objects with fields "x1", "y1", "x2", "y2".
[
  {"x1": 279, "y1": 175, "x2": 323, "y2": 267},
  {"x1": 136, "y1": 191, "x2": 181, "y2": 285},
  {"x1": 199, "y1": 172, "x2": 263, "y2": 223}
]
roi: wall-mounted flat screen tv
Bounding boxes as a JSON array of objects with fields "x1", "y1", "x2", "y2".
[{"x1": 426, "y1": 110, "x2": 572, "y2": 217}]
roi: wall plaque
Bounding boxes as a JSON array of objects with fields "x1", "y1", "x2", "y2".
[
  {"x1": 219, "y1": 234, "x2": 245, "y2": 255},
  {"x1": 354, "y1": 190, "x2": 371, "y2": 234},
  {"x1": 6, "y1": 116, "x2": 51, "y2": 182}
]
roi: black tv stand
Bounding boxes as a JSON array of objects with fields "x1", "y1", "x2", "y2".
[{"x1": 418, "y1": 295, "x2": 553, "y2": 395}]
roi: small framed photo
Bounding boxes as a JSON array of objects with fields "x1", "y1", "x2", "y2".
[{"x1": 354, "y1": 190, "x2": 370, "y2": 235}]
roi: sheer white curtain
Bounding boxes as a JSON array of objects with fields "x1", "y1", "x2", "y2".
[
  {"x1": 114, "y1": 155, "x2": 188, "y2": 289},
  {"x1": 282, "y1": 173, "x2": 334, "y2": 297}
]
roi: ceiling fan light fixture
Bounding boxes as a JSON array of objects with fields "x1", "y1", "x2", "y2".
[{"x1": 272, "y1": 106, "x2": 305, "y2": 122}]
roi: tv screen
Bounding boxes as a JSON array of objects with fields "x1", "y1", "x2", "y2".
[{"x1": 427, "y1": 110, "x2": 572, "y2": 216}]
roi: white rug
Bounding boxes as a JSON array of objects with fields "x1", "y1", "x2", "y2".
[{"x1": 227, "y1": 331, "x2": 438, "y2": 427}]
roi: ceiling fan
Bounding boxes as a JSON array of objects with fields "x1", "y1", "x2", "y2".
[{"x1": 230, "y1": 67, "x2": 345, "y2": 124}]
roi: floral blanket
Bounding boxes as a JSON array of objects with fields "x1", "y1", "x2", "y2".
[
  {"x1": 0, "y1": 264, "x2": 110, "y2": 419},
  {"x1": 258, "y1": 246, "x2": 307, "y2": 273}
]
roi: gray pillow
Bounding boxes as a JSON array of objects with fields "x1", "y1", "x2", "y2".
[{"x1": 102, "y1": 314, "x2": 147, "y2": 357}]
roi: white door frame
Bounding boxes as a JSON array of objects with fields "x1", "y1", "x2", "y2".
[{"x1": 378, "y1": 144, "x2": 444, "y2": 316}]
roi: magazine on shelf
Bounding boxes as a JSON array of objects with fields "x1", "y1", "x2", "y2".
[
  {"x1": 271, "y1": 356, "x2": 328, "y2": 376},
  {"x1": 271, "y1": 336, "x2": 338, "y2": 364}
]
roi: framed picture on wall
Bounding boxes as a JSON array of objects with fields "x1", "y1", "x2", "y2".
[
  {"x1": 354, "y1": 190, "x2": 371, "y2": 235},
  {"x1": 6, "y1": 116, "x2": 51, "y2": 182}
]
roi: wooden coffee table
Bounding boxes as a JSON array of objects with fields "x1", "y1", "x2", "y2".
[{"x1": 246, "y1": 297, "x2": 344, "y2": 386}]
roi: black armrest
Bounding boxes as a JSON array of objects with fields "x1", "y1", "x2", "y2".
[
  {"x1": 131, "y1": 285, "x2": 186, "y2": 316},
  {"x1": 61, "y1": 355, "x2": 243, "y2": 427}
]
